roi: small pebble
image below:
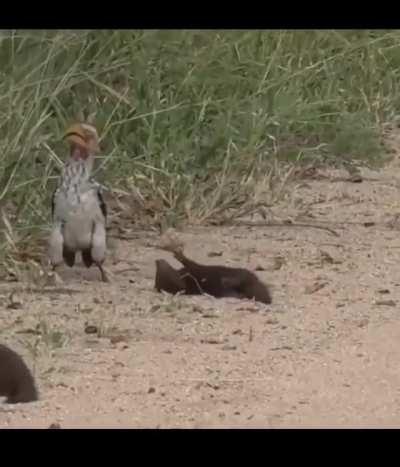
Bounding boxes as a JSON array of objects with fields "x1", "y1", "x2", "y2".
[
  {"x1": 266, "y1": 318, "x2": 279, "y2": 325},
  {"x1": 222, "y1": 344, "x2": 237, "y2": 351},
  {"x1": 208, "y1": 251, "x2": 223, "y2": 257}
]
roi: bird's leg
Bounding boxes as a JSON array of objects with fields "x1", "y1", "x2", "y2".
[{"x1": 96, "y1": 263, "x2": 109, "y2": 283}]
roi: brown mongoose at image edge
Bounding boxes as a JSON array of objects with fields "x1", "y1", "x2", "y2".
[
  {"x1": 155, "y1": 230, "x2": 272, "y2": 305},
  {"x1": 0, "y1": 344, "x2": 38, "y2": 404}
]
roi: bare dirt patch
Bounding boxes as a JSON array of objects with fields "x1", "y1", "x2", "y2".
[{"x1": 2, "y1": 160, "x2": 400, "y2": 428}]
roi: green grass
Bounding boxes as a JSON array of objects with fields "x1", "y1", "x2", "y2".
[{"x1": 1, "y1": 29, "x2": 400, "y2": 267}]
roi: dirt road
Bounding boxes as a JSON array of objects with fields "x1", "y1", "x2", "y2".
[{"x1": 2, "y1": 161, "x2": 400, "y2": 428}]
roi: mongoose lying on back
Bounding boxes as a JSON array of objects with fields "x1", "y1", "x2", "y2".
[
  {"x1": 0, "y1": 344, "x2": 38, "y2": 404},
  {"x1": 155, "y1": 230, "x2": 272, "y2": 305}
]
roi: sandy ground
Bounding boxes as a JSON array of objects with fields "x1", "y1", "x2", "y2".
[{"x1": 3, "y1": 154, "x2": 400, "y2": 428}]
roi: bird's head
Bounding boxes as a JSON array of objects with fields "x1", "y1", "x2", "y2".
[{"x1": 64, "y1": 122, "x2": 100, "y2": 161}]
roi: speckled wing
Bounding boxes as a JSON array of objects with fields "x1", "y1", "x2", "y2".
[
  {"x1": 51, "y1": 186, "x2": 58, "y2": 221},
  {"x1": 97, "y1": 188, "x2": 107, "y2": 220},
  {"x1": 90, "y1": 178, "x2": 107, "y2": 221}
]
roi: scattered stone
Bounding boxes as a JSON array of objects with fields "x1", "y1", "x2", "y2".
[
  {"x1": 319, "y1": 250, "x2": 342, "y2": 265},
  {"x1": 149, "y1": 304, "x2": 161, "y2": 313},
  {"x1": 109, "y1": 335, "x2": 129, "y2": 345},
  {"x1": 201, "y1": 312, "x2": 218, "y2": 319},
  {"x1": 84, "y1": 325, "x2": 98, "y2": 335},
  {"x1": 206, "y1": 383, "x2": 220, "y2": 390},
  {"x1": 357, "y1": 319, "x2": 369, "y2": 328},
  {"x1": 114, "y1": 342, "x2": 129, "y2": 351},
  {"x1": 348, "y1": 174, "x2": 363, "y2": 183},
  {"x1": 222, "y1": 344, "x2": 237, "y2": 351},
  {"x1": 208, "y1": 251, "x2": 223, "y2": 257},
  {"x1": 305, "y1": 281, "x2": 328, "y2": 294},
  {"x1": 270, "y1": 256, "x2": 285, "y2": 271},
  {"x1": 148, "y1": 387, "x2": 156, "y2": 394},
  {"x1": 266, "y1": 318, "x2": 279, "y2": 325}
]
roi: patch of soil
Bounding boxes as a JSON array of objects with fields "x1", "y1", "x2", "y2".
[{"x1": 2, "y1": 159, "x2": 400, "y2": 428}]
